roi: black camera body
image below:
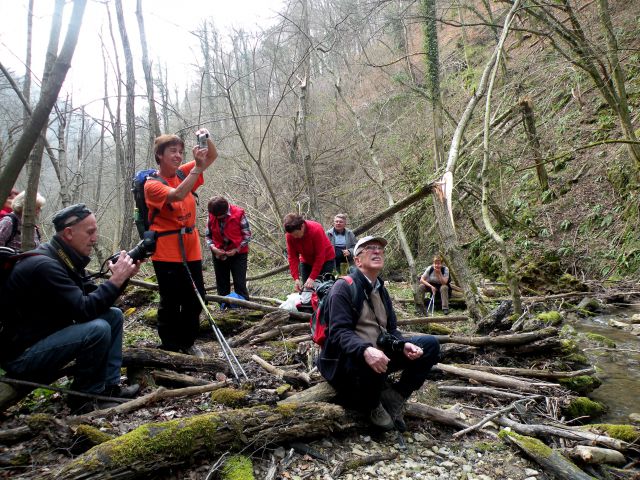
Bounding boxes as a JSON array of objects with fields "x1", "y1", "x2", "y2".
[
  {"x1": 376, "y1": 331, "x2": 406, "y2": 354},
  {"x1": 109, "y1": 230, "x2": 157, "y2": 264}
]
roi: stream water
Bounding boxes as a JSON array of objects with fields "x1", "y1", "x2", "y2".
[{"x1": 571, "y1": 306, "x2": 640, "y2": 423}]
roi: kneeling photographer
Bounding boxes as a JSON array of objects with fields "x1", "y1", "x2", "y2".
[
  {"x1": 0, "y1": 204, "x2": 141, "y2": 413},
  {"x1": 318, "y1": 236, "x2": 440, "y2": 432}
]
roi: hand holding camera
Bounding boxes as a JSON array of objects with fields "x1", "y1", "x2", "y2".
[{"x1": 376, "y1": 331, "x2": 406, "y2": 354}]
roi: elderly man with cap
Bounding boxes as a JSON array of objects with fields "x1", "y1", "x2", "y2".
[
  {"x1": 317, "y1": 236, "x2": 440, "y2": 431},
  {"x1": 0, "y1": 204, "x2": 141, "y2": 413}
]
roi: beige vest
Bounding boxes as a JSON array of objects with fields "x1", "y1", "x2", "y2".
[{"x1": 354, "y1": 289, "x2": 388, "y2": 346}]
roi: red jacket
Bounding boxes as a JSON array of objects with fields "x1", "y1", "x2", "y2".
[
  {"x1": 207, "y1": 205, "x2": 249, "y2": 254},
  {"x1": 286, "y1": 220, "x2": 335, "y2": 281}
]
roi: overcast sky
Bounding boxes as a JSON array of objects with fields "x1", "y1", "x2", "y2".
[{"x1": 0, "y1": 0, "x2": 285, "y2": 109}]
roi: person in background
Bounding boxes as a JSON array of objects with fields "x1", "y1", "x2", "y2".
[
  {"x1": 326, "y1": 213, "x2": 357, "y2": 274},
  {"x1": 419, "y1": 255, "x2": 451, "y2": 315},
  {"x1": 318, "y1": 236, "x2": 440, "y2": 431},
  {"x1": 0, "y1": 191, "x2": 46, "y2": 249},
  {"x1": 283, "y1": 213, "x2": 335, "y2": 292},
  {"x1": 0, "y1": 188, "x2": 19, "y2": 218},
  {"x1": 144, "y1": 129, "x2": 217, "y2": 357},
  {"x1": 206, "y1": 196, "x2": 251, "y2": 303},
  {"x1": 0, "y1": 204, "x2": 141, "y2": 413}
]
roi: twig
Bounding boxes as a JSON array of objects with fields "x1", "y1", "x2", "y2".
[{"x1": 0, "y1": 376, "x2": 129, "y2": 403}]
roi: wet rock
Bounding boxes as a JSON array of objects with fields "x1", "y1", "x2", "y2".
[
  {"x1": 524, "y1": 468, "x2": 539, "y2": 476},
  {"x1": 577, "y1": 297, "x2": 601, "y2": 313},
  {"x1": 629, "y1": 313, "x2": 640, "y2": 324},
  {"x1": 629, "y1": 413, "x2": 640, "y2": 424}
]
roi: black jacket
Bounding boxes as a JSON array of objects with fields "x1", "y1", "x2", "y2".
[
  {"x1": 318, "y1": 268, "x2": 403, "y2": 384},
  {"x1": 0, "y1": 236, "x2": 121, "y2": 362}
]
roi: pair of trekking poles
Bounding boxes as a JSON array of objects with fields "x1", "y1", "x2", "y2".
[
  {"x1": 425, "y1": 292, "x2": 435, "y2": 317},
  {"x1": 177, "y1": 232, "x2": 248, "y2": 381}
]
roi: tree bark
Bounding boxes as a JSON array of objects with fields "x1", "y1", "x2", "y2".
[
  {"x1": 121, "y1": 347, "x2": 229, "y2": 373},
  {"x1": 434, "y1": 363, "x2": 558, "y2": 392},
  {"x1": 519, "y1": 98, "x2": 549, "y2": 192},
  {"x1": 434, "y1": 326, "x2": 557, "y2": 347}
]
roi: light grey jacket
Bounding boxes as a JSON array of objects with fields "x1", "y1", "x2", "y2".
[{"x1": 325, "y1": 227, "x2": 357, "y2": 257}]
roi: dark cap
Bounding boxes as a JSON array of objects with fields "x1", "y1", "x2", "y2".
[{"x1": 52, "y1": 203, "x2": 93, "y2": 232}]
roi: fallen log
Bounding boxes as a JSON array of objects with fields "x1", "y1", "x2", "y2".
[
  {"x1": 205, "y1": 294, "x2": 310, "y2": 321},
  {"x1": 505, "y1": 337, "x2": 563, "y2": 355},
  {"x1": 434, "y1": 327, "x2": 557, "y2": 347},
  {"x1": 564, "y1": 445, "x2": 626, "y2": 465},
  {"x1": 248, "y1": 323, "x2": 309, "y2": 345},
  {"x1": 279, "y1": 382, "x2": 337, "y2": 404},
  {"x1": 502, "y1": 431, "x2": 595, "y2": 480},
  {"x1": 229, "y1": 310, "x2": 290, "y2": 347},
  {"x1": 331, "y1": 451, "x2": 399, "y2": 478},
  {"x1": 251, "y1": 355, "x2": 311, "y2": 388},
  {"x1": 151, "y1": 370, "x2": 211, "y2": 388},
  {"x1": 454, "y1": 364, "x2": 596, "y2": 380},
  {"x1": 56, "y1": 403, "x2": 358, "y2": 479},
  {"x1": 438, "y1": 385, "x2": 540, "y2": 400},
  {"x1": 396, "y1": 316, "x2": 469, "y2": 326},
  {"x1": 498, "y1": 416, "x2": 628, "y2": 451},
  {"x1": 434, "y1": 363, "x2": 560, "y2": 393},
  {"x1": 122, "y1": 347, "x2": 229, "y2": 373}
]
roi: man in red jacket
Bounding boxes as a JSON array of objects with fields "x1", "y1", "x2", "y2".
[
  {"x1": 283, "y1": 213, "x2": 336, "y2": 292},
  {"x1": 206, "y1": 196, "x2": 251, "y2": 301}
]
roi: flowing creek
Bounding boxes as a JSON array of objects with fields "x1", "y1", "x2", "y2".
[{"x1": 571, "y1": 306, "x2": 640, "y2": 423}]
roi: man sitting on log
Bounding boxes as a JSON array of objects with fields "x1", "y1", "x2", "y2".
[
  {"x1": 317, "y1": 235, "x2": 440, "y2": 431},
  {"x1": 0, "y1": 204, "x2": 141, "y2": 413}
]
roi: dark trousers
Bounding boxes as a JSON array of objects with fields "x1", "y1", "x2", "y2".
[
  {"x1": 333, "y1": 335, "x2": 440, "y2": 411},
  {"x1": 213, "y1": 253, "x2": 249, "y2": 300},
  {"x1": 300, "y1": 259, "x2": 336, "y2": 283},
  {"x1": 334, "y1": 250, "x2": 354, "y2": 274},
  {"x1": 153, "y1": 260, "x2": 205, "y2": 351}
]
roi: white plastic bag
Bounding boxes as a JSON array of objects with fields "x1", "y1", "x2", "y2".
[{"x1": 279, "y1": 292, "x2": 302, "y2": 312}]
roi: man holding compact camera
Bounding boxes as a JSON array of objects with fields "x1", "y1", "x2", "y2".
[
  {"x1": 318, "y1": 235, "x2": 440, "y2": 431},
  {"x1": 0, "y1": 204, "x2": 141, "y2": 413}
]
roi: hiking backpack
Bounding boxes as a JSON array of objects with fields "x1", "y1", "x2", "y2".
[
  {"x1": 1, "y1": 213, "x2": 41, "y2": 247},
  {"x1": 131, "y1": 168, "x2": 191, "y2": 239},
  {"x1": 310, "y1": 275, "x2": 359, "y2": 346}
]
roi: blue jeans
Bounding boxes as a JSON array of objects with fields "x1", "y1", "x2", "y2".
[{"x1": 3, "y1": 307, "x2": 124, "y2": 394}]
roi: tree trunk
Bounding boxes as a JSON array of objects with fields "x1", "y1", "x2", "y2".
[
  {"x1": 0, "y1": 0, "x2": 87, "y2": 206},
  {"x1": 55, "y1": 403, "x2": 357, "y2": 479},
  {"x1": 519, "y1": 98, "x2": 549, "y2": 192},
  {"x1": 121, "y1": 347, "x2": 229, "y2": 373},
  {"x1": 115, "y1": 0, "x2": 136, "y2": 251}
]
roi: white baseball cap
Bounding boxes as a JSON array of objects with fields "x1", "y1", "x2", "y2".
[{"x1": 354, "y1": 235, "x2": 388, "y2": 256}]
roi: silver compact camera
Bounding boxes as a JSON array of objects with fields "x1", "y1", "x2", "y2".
[{"x1": 197, "y1": 132, "x2": 209, "y2": 149}]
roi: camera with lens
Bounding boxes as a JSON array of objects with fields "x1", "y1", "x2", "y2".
[
  {"x1": 376, "y1": 331, "x2": 406, "y2": 354},
  {"x1": 109, "y1": 231, "x2": 157, "y2": 264},
  {"x1": 197, "y1": 132, "x2": 209, "y2": 149}
]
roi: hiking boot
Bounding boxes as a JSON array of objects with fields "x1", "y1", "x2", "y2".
[
  {"x1": 443, "y1": 308, "x2": 449, "y2": 316},
  {"x1": 182, "y1": 345, "x2": 205, "y2": 358},
  {"x1": 68, "y1": 397, "x2": 120, "y2": 414},
  {"x1": 103, "y1": 383, "x2": 140, "y2": 399},
  {"x1": 369, "y1": 403, "x2": 394, "y2": 431},
  {"x1": 380, "y1": 388, "x2": 407, "y2": 432}
]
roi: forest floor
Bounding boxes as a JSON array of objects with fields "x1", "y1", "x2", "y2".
[{"x1": 1, "y1": 272, "x2": 640, "y2": 479}]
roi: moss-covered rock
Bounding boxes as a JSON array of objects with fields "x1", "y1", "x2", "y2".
[
  {"x1": 562, "y1": 397, "x2": 606, "y2": 420},
  {"x1": 210, "y1": 388, "x2": 248, "y2": 407},
  {"x1": 537, "y1": 311, "x2": 563, "y2": 326},
  {"x1": 557, "y1": 273, "x2": 588, "y2": 292},
  {"x1": 585, "y1": 333, "x2": 616, "y2": 348},
  {"x1": 558, "y1": 375, "x2": 602, "y2": 394},
  {"x1": 221, "y1": 454, "x2": 255, "y2": 480}
]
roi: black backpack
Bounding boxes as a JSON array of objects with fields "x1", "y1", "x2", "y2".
[
  {"x1": 1, "y1": 213, "x2": 41, "y2": 247},
  {"x1": 310, "y1": 275, "x2": 361, "y2": 346},
  {"x1": 131, "y1": 168, "x2": 191, "y2": 239}
]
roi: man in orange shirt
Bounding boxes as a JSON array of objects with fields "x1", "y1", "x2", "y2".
[{"x1": 144, "y1": 130, "x2": 217, "y2": 356}]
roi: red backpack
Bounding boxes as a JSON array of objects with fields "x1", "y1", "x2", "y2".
[{"x1": 310, "y1": 275, "x2": 358, "y2": 346}]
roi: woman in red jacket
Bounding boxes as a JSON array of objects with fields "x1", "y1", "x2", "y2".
[
  {"x1": 283, "y1": 213, "x2": 335, "y2": 292},
  {"x1": 206, "y1": 196, "x2": 251, "y2": 301}
]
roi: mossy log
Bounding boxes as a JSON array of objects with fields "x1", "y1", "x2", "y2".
[
  {"x1": 122, "y1": 347, "x2": 229, "y2": 373},
  {"x1": 501, "y1": 431, "x2": 595, "y2": 480},
  {"x1": 55, "y1": 403, "x2": 357, "y2": 479},
  {"x1": 228, "y1": 310, "x2": 290, "y2": 347},
  {"x1": 434, "y1": 326, "x2": 557, "y2": 347},
  {"x1": 435, "y1": 363, "x2": 559, "y2": 393}
]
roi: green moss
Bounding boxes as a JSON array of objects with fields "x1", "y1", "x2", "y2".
[
  {"x1": 560, "y1": 339, "x2": 579, "y2": 355},
  {"x1": 585, "y1": 424, "x2": 640, "y2": 443},
  {"x1": 559, "y1": 375, "x2": 602, "y2": 394},
  {"x1": 275, "y1": 384, "x2": 291, "y2": 396},
  {"x1": 473, "y1": 440, "x2": 505, "y2": 452},
  {"x1": 563, "y1": 397, "x2": 606, "y2": 419},
  {"x1": 557, "y1": 273, "x2": 588, "y2": 292},
  {"x1": 275, "y1": 403, "x2": 297, "y2": 417},
  {"x1": 25, "y1": 413, "x2": 55, "y2": 431},
  {"x1": 564, "y1": 353, "x2": 589, "y2": 365},
  {"x1": 256, "y1": 350, "x2": 274, "y2": 361},
  {"x1": 75, "y1": 424, "x2": 114, "y2": 445},
  {"x1": 269, "y1": 341, "x2": 297, "y2": 350},
  {"x1": 221, "y1": 454, "x2": 255, "y2": 480},
  {"x1": 210, "y1": 388, "x2": 248, "y2": 407},
  {"x1": 498, "y1": 430, "x2": 552, "y2": 458},
  {"x1": 421, "y1": 323, "x2": 452, "y2": 335},
  {"x1": 537, "y1": 311, "x2": 563, "y2": 326},
  {"x1": 585, "y1": 333, "x2": 616, "y2": 348},
  {"x1": 141, "y1": 308, "x2": 158, "y2": 326}
]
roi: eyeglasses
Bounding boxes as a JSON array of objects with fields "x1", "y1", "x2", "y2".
[{"x1": 362, "y1": 245, "x2": 385, "y2": 253}]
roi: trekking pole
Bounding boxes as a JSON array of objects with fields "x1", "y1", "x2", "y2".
[
  {"x1": 178, "y1": 232, "x2": 248, "y2": 381},
  {"x1": 426, "y1": 293, "x2": 435, "y2": 317}
]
